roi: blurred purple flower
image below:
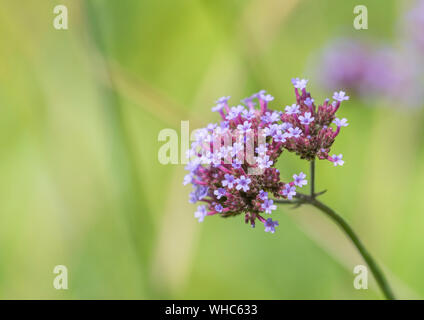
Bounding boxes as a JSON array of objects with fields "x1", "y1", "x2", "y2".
[
  {"x1": 314, "y1": 37, "x2": 423, "y2": 108},
  {"x1": 402, "y1": 0, "x2": 424, "y2": 53},
  {"x1": 315, "y1": 38, "x2": 374, "y2": 95}
]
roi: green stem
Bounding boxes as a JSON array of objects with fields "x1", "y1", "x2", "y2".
[
  {"x1": 275, "y1": 161, "x2": 395, "y2": 300},
  {"x1": 310, "y1": 159, "x2": 315, "y2": 198},
  {"x1": 314, "y1": 197, "x2": 394, "y2": 299}
]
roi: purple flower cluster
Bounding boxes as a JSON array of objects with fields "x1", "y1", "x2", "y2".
[
  {"x1": 280, "y1": 79, "x2": 350, "y2": 162},
  {"x1": 184, "y1": 79, "x2": 349, "y2": 233}
]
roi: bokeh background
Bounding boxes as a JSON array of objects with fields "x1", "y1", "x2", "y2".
[{"x1": 0, "y1": 0, "x2": 423, "y2": 299}]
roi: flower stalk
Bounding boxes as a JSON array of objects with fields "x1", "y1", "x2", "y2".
[
  {"x1": 310, "y1": 159, "x2": 315, "y2": 198},
  {"x1": 275, "y1": 160, "x2": 395, "y2": 300}
]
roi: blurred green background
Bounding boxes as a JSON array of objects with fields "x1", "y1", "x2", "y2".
[{"x1": 0, "y1": 0, "x2": 423, "y2": 299}]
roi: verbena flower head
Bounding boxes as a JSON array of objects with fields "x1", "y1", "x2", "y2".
[{"x1": 184, "y1": 80, "x2": 349, "y2": 233}]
